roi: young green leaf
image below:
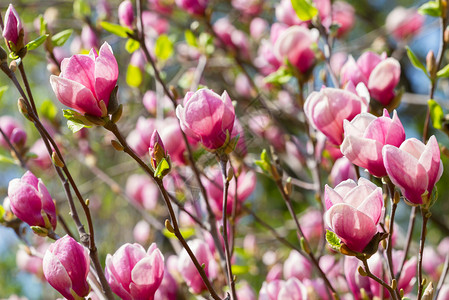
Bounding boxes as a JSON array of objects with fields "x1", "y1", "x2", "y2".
[
  {"x1": 67, "y1": 120, "x2": 87, "y2": 133},
  {"x1": 155, "y1": 35, "x2": 174, "y2": 61},
  {"x1": 26, "y1": 34, "x2": 49, "y2": 51},
  {"x1": 185, "y1": 30, "x2": 198, "y2": 47},
  {"x1": 100, "y1": 21, "x2": 133, "y2": 38},
  {"x1": 126, "y1": 65, "x2": 143, "y2": 87},
  {"x1": 0, "y1": 86, "x2": 8, "y2": 101},
  {"x1": 264, "y1": 67, "x2": 292, "y2": 85},
  {"x1": 418, "y1": 1, "x2": 441, "y2": 17},
  {"x1": 0, "y1": 205, "x2": 4, "y2": 222},
  {"x1": 290, "y1": 0, "x2": 318, "y2": 21},
  {"x1": 428, "y1": 99, "x2": 444, "y2": 129},
  {"x1": 51, "y1": 29, "x2": 73, "y2": 47},
  {"x1": 326, "y1": 230, "x2": 341, "y2": 251},
  {"x1": 154, "y1": 158, "x2": 171, "y2": 178},
  {"x1": 437, "y1": 64, "x2": 449, "y2": 78},
  {"x1": 406, "y1": 46, "x2": 429, "y2": 77},
  {"x1": 40, "y1": 99, "x2": 58, "y2": 120},
  {"x1": 125, "y1": 39, "x2": 140, "y2": 53}
]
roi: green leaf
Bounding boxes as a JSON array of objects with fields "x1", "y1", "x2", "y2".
[
  {"x1": 67, "y1": 120, "x2": 86, "y2": 133},
  {"x1": 0, "y1": 86, "x2": 8, "y2": 101},
  {"x1": 264, "y1": 67, "x2": 293, "y2": 85},
  {"x1": 428, "y1": 99, "x2": 444, "y2": 129},
  {"x1": 326, "y1": 230, "x2": 341, "y2": 251},
  {"x1": 185, "y1": 30, "x2": 198, "y2": 47},
  {"x1": 406, "y1": 46, "x2": 429, "y2": 77},
  {"x1": 254, "y1": 149, "x2": 271, "y2": 174},
  {"x1": 62, "y1": 109, "x2": 93, "y2": 132},
  {"x1": 51, "y1": 29, "x2": 73, "y2": 47},
  {"x1": 74, "y1": 0, "x2": 91, "y2": 18},
  {"x1": 125, "y1": 39, "x2": 140, "y2": 53},
  {"x1": 163, "y1": 227, "x2": 195, "y2": 239},
  {"x1": 100, "y1": 21, "x2": 133, "y2": 38},
  {"x1": 155, "y1": 35, "x2": 173, "y2": 61},
  {"x1": 26, "y1": 34, "x2": 49, "y2": 51},
  {"x1": 0, "y1": 205, "x2": 4, "y2": 222},
  {"x1": 232, "y1": 265, "x2": 250, "y2": 275},
  {"x1": 154, "y1": 158, "x2": 170, "y2": 178},
  {"x1": 126, "y1": 65, "x2": 143, "y2": 87},
  {"x1": 40, "y1": 99, "x2": 58, "y2": 120},
  {"x1": 418, "y1": 1, "x2": 441, "y2": 17},
  {"x1": 437, "y1": 64, "x2": 449, "y2": 78},
  {"x1": 0, "y1": 154, "x2": 15, "y2": 165},
  {"x1": 290, "y1": 0, "x2": 318, "y2": 21},
  {"x1": 38, "y1": 15, "x2": 47, "y2": 36}
]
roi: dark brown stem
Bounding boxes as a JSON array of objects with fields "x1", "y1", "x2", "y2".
[
  {"x1": 0, "y1": 126, "x2": 26, "y2": 168},
  {"x1": 105, "y1": 121, "x2": 222, "y2": 300},
  {"x1": 361, "y1": 257, "x2": 399, "y2": 300},
  {"x1": 219, "y1": 157, "x2": 237, "y2": 300},
  {"x1": 417, "y1": 208, "x2": 430, "y2": 300}
]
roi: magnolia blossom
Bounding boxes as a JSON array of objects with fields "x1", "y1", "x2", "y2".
[
  {"x1": 325, "y1": 178, "x2": 383, "y2": 252},
  {"x1": 43, "y1": 236, "x2": 90, "y2": 300},
  {"x1": 3, "y1": 4, "x2": 23, "y2": 51},
  {"x1": 329, "y1": 156, "x2": 357, "y2": 186},
  {"x1": 8, "y1": 171, "x2": 57, "y2": 230},
  {"x1": 274, "y1": 25, "x2": 317, "y2": 73},
  {"x1": 118, "y1": 0, "x2": 134, "y2": 28},
  {"x1": 203, "y1": 167, "x2": 256, "y2": 218},
  {"x1": 50, "y1": 42, "x2": 119, "y2": 117},
  {"x1": 176, "y1": 89, "x2": 235, "y2": 150},
  {"x1": 386, "y1": 6, "x2": 425, "y2": 40},
  {"x1": 0, "y1": 116, "x2": 27, "y2": 149},
  {"x1": 304, "y1": 87, "x2": 368, "y2": 145},
  {"x1": 259, "y1": 278, "x2": 307, "y2": 300},
  {"x1": 175, "y1": 0, "x2": 208, "y2": 15},
  {"x1": 340, "y1": 52, "x2": 401, "y2": 106},
  {"x1": 105, "y1": 243, "x2": 164, "y2": 300},
  {"x1": 341, "y1": 109, "x2": 405, "y2": 177},
  {"x1": 383, "y1": 136, "x2": 443, "y2": 205},
  {"x1": 126, "y1": 174, "x2": 159, "y2": 210},
  {"x1": 178, "y1": 239, "x2": 218, "y2": 294},
  {"x1": 283, "y1": 251, "x2": 312, "y2": 281}
]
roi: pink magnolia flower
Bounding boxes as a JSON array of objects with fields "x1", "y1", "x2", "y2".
[
  {"x1": 156, "y1": 118, "x2": 187, "y2": 165},
  {"x1": 126, "y1": 174, "x2": 159, "y2": 210},
  {"x1": 81, "y1": 25, "x2": 99, "y2": 50},
  {"x1": 176, "y1": 89, "x2": 235, "y2": 150},
  {"x1": 133, "y1": 220, "x2": 151, "y2": 244},
  {"x1": 344, "y1": 256, "x2": 373, "y2": 300},
  {"x1": 237, "y1": 281, "x2": 256, "y2": 300},
  {"x1": 386, "y1": 6, "x2": 425, "y2": 40},
  {"x1": 178, "y1": 239, "x2": 218, "y2": 294},
  {"x1": 118, "y1": 0, "x2": 134, "y2": 28},
  {"x1": 274, "y1": 25, "x2": 317, "y2": 73},
  {"x1": 248, "y1": 113, "x2": 285, "y2": 151},
  {"x1": 325, "y1": 178, "x2": 383, "y2": 253},
  {"x1": 232, "y1": 0, "x2": 263, "y2": 16},
  {"x1": 29, "y1": 139, "x2": 52, "y2": 170},
  {"x1": 8, "y1": 171, "x2": 57, "y2": 230},
  {"x1": 213, "y1": 18, "x2": 250, "y2": 59},
  {"x1": 3, "y1": 4, "x2": 23, "y2": 51},
  {"x1": 329, "y1": 156, "x2": 357, "y2": 186},
  {"x1": 127, "y1": 117, "x2": 157, "y2": 157},
  {"x1": 154, "y1": 271, "x2": 178, "y2": 300},
  {"x1": 341, "y1": 109, "x2": 406, "y2": 177},
  {"x1": 299, "y1": 209, "x2": 324, "y2": 244},
  {"x1": 250, "y1": 18, "x2": 268, "y2": 40},
  {"x1": 0, "y1": 116, "x2": 27, "y2": 149},
  {"x1": 340, "y1": 52, "x2": 401, "y2": 106},
  {"x1": 43, "y1": 235, "x2": 90, "y2": 300},
  {"x1": 383, "y1": 136, "x2": 443, "y2": 205},
  {"x1": 50, "y1": 42, "x2": 119, "y2": 117},
  {"x1": 259, "y1": 278, "x2": 307, "y2": 300},
  {"x1": 283, "y1": 250, "x2": 312, "y2": 281},
  {"x1": 202, "y1": 167, "x2": 256, "y2": 219},
  {"x1": 148, "y1": 0, "x2": 174, "y2": 14},
  {"x1": 332, "y1": 1, "x2": 355, "y2": 37},
  {"x1": 304, "y1": 87, "x2": 368, "y2": 145},
  {"x1": 105, "y1": 243, "x2": 164, "y2": 300},
  {"x1": 142, "y1": 11, "x2": 170, "y2": 37},
  {"x1": 175, "y1": 0, "x2": 208, "y2": 15}
]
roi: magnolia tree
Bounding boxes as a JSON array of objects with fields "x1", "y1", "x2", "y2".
[{"x1": 1, "y1": 0, "x2": 449, "y2": 299}]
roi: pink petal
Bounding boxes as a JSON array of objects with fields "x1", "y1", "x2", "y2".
[
  {"x1": 94, "y1": 42, "x2": 119, "y2": 105},
  {"x1": 383, "y1": 145, "x2": 428, "y2": 204},
  {"x1": 356, "y1": 51, "x2": 383, "y2": 79},
  {"x1": 60, "y1": 54, "x2": 96, "y2": 96},
  {"x1": 43, "y1": 250, "x2": 73, "y2": 300},
  {"x1": 50, "y1": 76, "x2": 102, "y2": 117},
  {"x1": 326, "y1": 204, "x2": 377, "y2": 253},
  {"x1": 368, "y1": 58, "x2": 401, "y2": 105}
]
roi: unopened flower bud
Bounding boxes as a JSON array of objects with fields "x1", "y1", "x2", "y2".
[
  {"x1": 149, "y1": 130, "x2": 168, "y2": 170},
  {"x1": 3, "y1": 4, "x2": 25, "y2": 52},
  {"x1": 118, "y1": 0, "x2": 134, "y2": 28},
  {"x1": 427, "y1": 50, "x2": 436, "y2": 77}
]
